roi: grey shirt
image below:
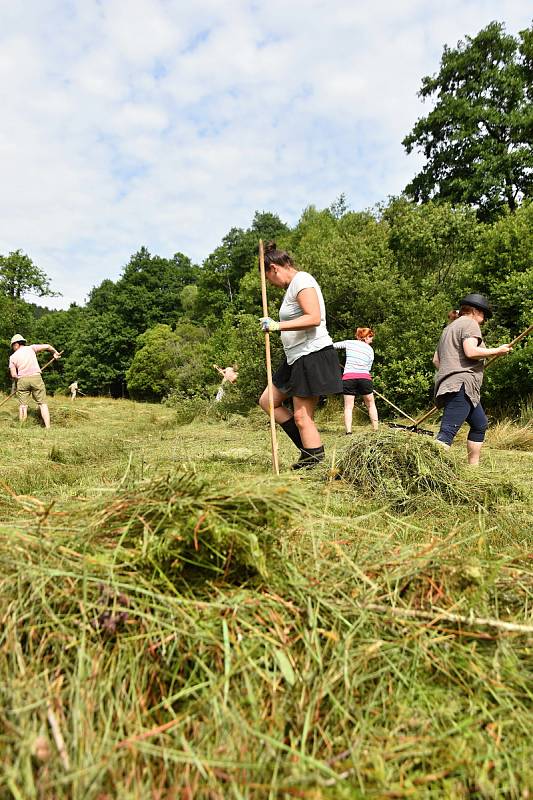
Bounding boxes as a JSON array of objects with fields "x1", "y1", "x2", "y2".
[{"x1": 434, "y1": 316, "x2": 485, "y2": 407}]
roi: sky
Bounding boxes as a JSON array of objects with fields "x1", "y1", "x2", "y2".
[{"x1": 0, "y1": 0, "x2": 531, "y2": 309}]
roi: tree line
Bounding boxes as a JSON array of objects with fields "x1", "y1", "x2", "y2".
[
  {"x1": 1, "y1": 20, "x2": 531, "y2": 415},
  {"x1": 2, "y1": 197, "x2": 531, "y2": 414}
]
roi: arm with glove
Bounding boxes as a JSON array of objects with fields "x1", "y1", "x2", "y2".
[{"x1": 260, "y1": 288, "x2": 321, "y2": 333}]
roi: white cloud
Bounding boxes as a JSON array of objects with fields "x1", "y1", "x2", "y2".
[{"x1": 0, "y1": 0, "x2": 530, "y2": 308}]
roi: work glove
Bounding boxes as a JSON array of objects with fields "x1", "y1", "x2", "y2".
[{"x1": 260, "y1": 317, "x2": 280, "y2": 332}]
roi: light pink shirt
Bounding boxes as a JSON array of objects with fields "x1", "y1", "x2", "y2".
[{"x1": 9, "y1": 345, "x2": 48, "y2": 377}]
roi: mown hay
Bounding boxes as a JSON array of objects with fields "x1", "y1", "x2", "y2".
[
  {"x1": 50, "y1": 404, "x2": 91, "y2": 425},
  {"x1": 75, "y1": 468, "x2": 304, "y2": 582},
  {"x1": 334, "y1": 429, "x2": 521, "y2": 509},
  {"x1": 1, "y1": 499, "x2": 532, "y2": 798},
  {"x1": 0, "y1": 404, "x2": 532, "y2": 798}
]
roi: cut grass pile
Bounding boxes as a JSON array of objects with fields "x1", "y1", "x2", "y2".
[
  {"x1": 334, "y1": 428, "x2": 522, "y2": 509},
  {"x1": 0, "y1": 398, "x2": 532, "y2": 798},
  {"x1": 77, "y1": 468, "x2": 303, "y2": 582}
]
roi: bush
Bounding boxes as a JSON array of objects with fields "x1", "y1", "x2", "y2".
[{"x1": 163, "y1": 391, "x2": 212, "y2": 425}]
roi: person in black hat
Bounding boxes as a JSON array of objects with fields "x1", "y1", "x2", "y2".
[{"x1": 432, "y1": 294, "x2": 512, "y2": 465}]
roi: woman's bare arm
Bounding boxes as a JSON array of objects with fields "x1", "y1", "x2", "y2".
[
  {"x1": 463, "y1": 338, "x2": 512, "y2": 359},
  {"x1": 278, "y1": 288, "x2": 321, "y2": 331}
]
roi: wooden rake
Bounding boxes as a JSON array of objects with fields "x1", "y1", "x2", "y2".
[
  {"x1": 372, "y1": 389, "x2": 435, "y2": 436},
  {"x1": 258, "y1": 239, "x2": 280, "y2": 475}
]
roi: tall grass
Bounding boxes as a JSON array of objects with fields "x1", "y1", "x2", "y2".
[{"x1": 487, "y1": 420, "x2": 533, "y2": 451}]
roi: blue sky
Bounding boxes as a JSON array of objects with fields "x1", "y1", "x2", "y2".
[{"x1": 0, "y1": 0, "x2": 531, "y2": 308}]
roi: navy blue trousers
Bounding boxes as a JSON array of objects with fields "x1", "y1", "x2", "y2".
[{"x1": 436, "y1": 385, "x2": 488, "y2": 445}]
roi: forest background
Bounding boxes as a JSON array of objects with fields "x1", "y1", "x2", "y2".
[{"x1": 1, "y1": 21, "x2": 532, "y2": 417}]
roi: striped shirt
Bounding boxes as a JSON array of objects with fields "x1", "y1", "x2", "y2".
[{"x1": 333, "y1": 340, "x2": 374, "y2": 379}]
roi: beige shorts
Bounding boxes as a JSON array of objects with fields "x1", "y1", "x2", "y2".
[{"x1": 16, "y1": 374, "x2": 47, "y2": 405}]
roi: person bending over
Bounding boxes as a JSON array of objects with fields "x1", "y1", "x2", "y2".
[
  {"x1": 214, "y1": 365, "x2": 238, "y2": 402},
  {"x1": 334, "y1": 327, "x2": 379, "y2": 434},
  {"x1": 9, "y1": 334, "x2": 61, "y2": 428},
  {"x1": 259, "y1": 241, "x2": 342, "y2": 469},
  {"x1": 433, "y1": 294, "x2": 512, "y2": 465}
]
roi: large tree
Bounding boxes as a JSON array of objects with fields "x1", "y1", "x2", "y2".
[
  {"x1": 403, "y1": 21, "x2": 533, "y2": 220},
  {"x1": 87, "y1": 247, "x2": 199, "y2": 333},
  {"x1": 0, "y1": 249, "x2": 57, "y2": 299},
  {"x1": 126, "y1": 322, "x2": 210, "y2": 401},
  {"x1": 195, "y1": 212, "x2": 289, "y2": 328}
]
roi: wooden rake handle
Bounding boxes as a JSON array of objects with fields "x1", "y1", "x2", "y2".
[
  {"x1": 259, "y1": 240, "x2": 280, "y2": 475},
  {"x1": 373, "y1": 389, "x2": 418, "y2": 425}
]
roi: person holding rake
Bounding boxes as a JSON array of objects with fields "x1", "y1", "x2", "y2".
[
  {"x1": 433, "y1": 293, "x2": 512, "y2": 465},
  {"x1": 259, "y1": 241, "x2": 342, "y2": 469},
  {"x1": 334, "y1": 327, "x2": 379, "y2": 434},
  {"x1": 9, "y1": 334, "x2": 61, "y2": 428},
  {"x1": 213, "y1": 364, "x2": 238, "y2": 402}
]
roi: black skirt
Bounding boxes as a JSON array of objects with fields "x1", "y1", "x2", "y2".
[{"x1": 272, "y1": 346, "x2": 343, "y2": 398}]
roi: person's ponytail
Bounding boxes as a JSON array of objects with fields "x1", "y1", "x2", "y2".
[{"x1": 263, "y1": 241, "x2": 294, "y2": 269}]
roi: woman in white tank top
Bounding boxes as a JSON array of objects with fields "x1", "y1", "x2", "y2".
[{"x1": 258, "y1": 241, "x2": 342, "y2": 469}]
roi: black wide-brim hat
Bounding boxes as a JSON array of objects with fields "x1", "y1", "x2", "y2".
[{"x1": 459, "y1": 293, "x2": 492, "y2": 319}]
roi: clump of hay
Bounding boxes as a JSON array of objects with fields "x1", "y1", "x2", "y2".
[
  {"x1": 50, "y1": 405, "x2": 91, "y2": 426},
  {"x1": 334, "y1": 429, "x2": 520, "y2": 509},
  {"x1": 77, "y1": 468, "x2": 304, "y2": 582},
  {"x1": 487, "y1": 421, "x2": 533, "y2": 451}
]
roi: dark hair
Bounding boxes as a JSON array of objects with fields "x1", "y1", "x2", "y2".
[
  {"x1": 447, "y1": 306, "x2": 482, "y2": 322},
  {"x1": 263, "y1": 241, "x2": 294, "y2": 270},
  {"x1": 459, "y1": 305, "x2": 483, "y2": 318}
]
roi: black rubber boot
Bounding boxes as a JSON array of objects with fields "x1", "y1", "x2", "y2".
[
  {"x1": 281, "y1": 417, "x2": 304, "y2": 451},
  {"x1": 291, "y1": 445, "x2": 325, "y2": 470}
]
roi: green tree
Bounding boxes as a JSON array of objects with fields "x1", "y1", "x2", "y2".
[
  {"x1": 87, "y1": 248, "x2": 200, "y2": 334},
  {"x1": 195, "y1": 212, "x2": 289, "y2": 328},
  {"x1": 66, "y1": 311, "x2": 133, "y2": 397},
  {"x1": 403, "y1": 21, "x2": 533, "y2": 219},
  {"x1": 0, "y1": 250, "x2": 58, "y2": 299},
  {"x1": 382, "y1": 198, "x2": 478, "y2": 289},
  {"x1": 471, "y1": 201, "x2": 533, "y2": 329},
  {"x1": 0, "y1": 296, "x2": 36, "y2": 390},
  {"x1": 31, "y1": 305, "x2": 84, "y2": 394},
  {"x1": 126, "y1": 322, "x2": 211, "y2": 401}
]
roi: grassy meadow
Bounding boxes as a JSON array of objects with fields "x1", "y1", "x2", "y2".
[{"x1": 0, "y1": 393, "x2": 532, "y2": 799}]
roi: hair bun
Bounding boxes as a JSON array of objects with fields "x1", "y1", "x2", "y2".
[{"x1": 264, "y1": 240, "x2": 277, "y2": 254}]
